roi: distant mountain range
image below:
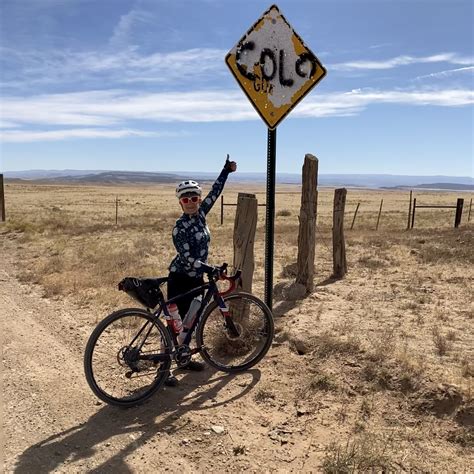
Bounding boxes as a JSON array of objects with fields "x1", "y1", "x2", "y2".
[
  {"x1": 3, "y1": 169, "x2": 473, "y2": 190},
  {"x1": 381, "y1": 183, "x2": 474, "y2": 191}
]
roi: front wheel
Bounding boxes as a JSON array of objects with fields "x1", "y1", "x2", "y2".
[
  {"x1": 196, "y1": 292, "x2": 274, "y2": 373},
  {"x1": 84, "y1": 308, "x2": 172, "y2": 407}
]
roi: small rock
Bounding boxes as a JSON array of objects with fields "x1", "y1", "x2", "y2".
[
  {"x1": 211, "y1": 425, "x2": 225, "y2": 434},
  {"x1": 233, "y1": 445, "x2": 246, "y2": 455},
  {"x1": 290, "y1": 337, "x2": 309, "y2": 355},
  {"x1": 285, "y1": 282, "x2": 307, "y2": 300},
  {"x1": 268, "y1": 430, "x2": 279, "y2": 441},
  {"x1": 281, "y1": 262, "x2": 298, "y2": 278},
  {"x1": 203, "y1": 431, "x2": 211, "y2": 436},
  {"x1": 296, "y1": 408, "x2": 308, "y2": 417}
]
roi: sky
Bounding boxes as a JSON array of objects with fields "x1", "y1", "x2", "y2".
[{"x1": 0, "y1": 0, "x2": 473, "y2": 176}]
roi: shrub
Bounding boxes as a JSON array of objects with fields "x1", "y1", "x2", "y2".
[
  {"x1": 309, "y1": 372, "x2": 337, "y2": 392},
  {"x1": 432, "y1": 327, "x2": 452, "y2": 356},
  {"x1": 322, "y1": 434, "x2": 395, "y2": 473}
]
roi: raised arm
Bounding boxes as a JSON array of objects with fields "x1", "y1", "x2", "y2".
[{"x1": 200, "y1": 155, "x2": 237, "y2": 216}]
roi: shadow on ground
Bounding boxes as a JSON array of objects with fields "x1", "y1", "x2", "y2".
[
  {"x1": 14, "y1": 368, "x2": 261, "y2": 473},
  {"x1": 272, "y1": 276, "x2": 338, "y2": 318}
]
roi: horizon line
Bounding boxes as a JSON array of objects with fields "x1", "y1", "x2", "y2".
[{"x1": 3, "y1": 169, "x2": 473, "y2": 179}]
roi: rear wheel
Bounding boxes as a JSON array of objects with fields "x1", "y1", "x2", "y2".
[
  {"x1": 196, "y1": 292, "x2": 274, "y2": 373},
  {"x1": 84, "y1": 308, "x2": 172, "y2": 407}
]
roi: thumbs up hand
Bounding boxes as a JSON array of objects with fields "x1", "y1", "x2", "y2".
[{"x1": 225, "y1": 154, "x2": 237, "y2": 173}]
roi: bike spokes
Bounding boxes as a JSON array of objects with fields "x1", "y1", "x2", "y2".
[
  {"x1": 197, "y1": 293, "x2": 274, "y2": 372},
  {"x1": 84, "y1": 310, "x2": 172, "y2": 406}
]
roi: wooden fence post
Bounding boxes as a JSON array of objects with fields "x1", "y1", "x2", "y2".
[
  {"x1": 375, "y1": 199, "x2": 384, "y2": 230},
  {"x1": 411, "y1": 198, "x2": 417, "y2": 229},
  {"x1": 0, "y1": 174, "x2": 5, "y2": 222},
  {"x1": 333, "y1": 188, "x2": 347, "y2": 278},
  {"x1": 350, "y1": 203, "x2": 360, "y2": 230},
  {"x1": 454, "y1": 198, "x2": 464, "y2": 228},
  {"x1": 468, "y1": 198, "x2": 472, "y2": 223},
  {"x1": 115, "y1": 196, "x2": 119, "y2": 225},
  {"x1": 296, "y1": 154, "x2": 318, "y2": 293},
  {"x1": 233, "y1": 193, "x2": 258, "y2": 293},
  {"x1": 407, "y1": 190, "x2": 413, "y2": 230}
]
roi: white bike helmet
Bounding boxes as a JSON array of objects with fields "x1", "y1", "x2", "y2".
[{"x1": 175, "y1": 180, "x2": 202, "y2": 199}]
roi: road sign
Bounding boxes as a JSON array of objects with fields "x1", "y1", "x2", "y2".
[{"x1": 226, "y1": 4, "x2": 326, "y2": 129}]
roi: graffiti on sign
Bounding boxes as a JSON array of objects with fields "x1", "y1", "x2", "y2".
[{"x1": 226, "y1": 4, "x2": 326, "y2": 129}]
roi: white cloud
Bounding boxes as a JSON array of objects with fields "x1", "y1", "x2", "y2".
[
  {"x1": 414, "y1": 66, "x2": 474, "y2": 80},
  {"x1": 0, "y1": 120, "x2": 19, "y2": 129},
  {"x1": 3, "y1": 45, "x2": 472, "y2": 93},
  {"x1": 331, "y1": 53, "x2": 473, "y2": 71},
  {"x1": 0, "y1": 46, "x2": 227, "y2": 88},
  {"x1": 2, "y1": 87, "x2": 472, "y2": 142},
  {"x1": 369, "y1": 43, "x2": 393, "y2": 49},
  {"x1": 109, "y1": 8, "x2": 154, "y2": 47},
  {"x1": 1, "y1": 90, "x2": 123, "y2": 126},
  {"x1": 1, "y1": 90, "x2": 255, "y2": 126},
  {"x1": 298, "y1": 89, "x2": 474, "y2": 118}
]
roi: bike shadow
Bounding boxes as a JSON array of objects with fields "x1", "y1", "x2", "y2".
[{"x1": 14, "y1": 368, "x2": 261, "y2": 473}]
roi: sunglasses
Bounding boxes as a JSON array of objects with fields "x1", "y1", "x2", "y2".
[{"x1": 180, "y1": 196, "x2": 200, "y2": 204}]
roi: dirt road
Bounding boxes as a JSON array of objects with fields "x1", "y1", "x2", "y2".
[
  {"x1": 2, "y1": 229, "x2": 472, "y2": 472},
  {"x1": 1, "y1": 238, "x2": 330, "y2": 473}
]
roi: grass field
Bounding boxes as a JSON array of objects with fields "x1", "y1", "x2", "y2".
[{"x1": 2, "y1": 181, "x2": 473, "y2": 470}]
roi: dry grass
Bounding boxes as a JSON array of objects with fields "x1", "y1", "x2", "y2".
[
  {"x1": 2, "y1": 181, "x2": 473, "y2": 469},
  {"x1": 312, "y1": 332, "x2": 362, "y2": 359},
  {"x1": 322, "y1": 433, "x2": 395, "y2": 473},
  {"x1": 254, "y1": 388, "x2": 276, "y2": 403},
  {"x1": 276, "y1": 209, "x2": 292, "y2": 217},
  {"x1": 432, "y1": 327, "x2": 453, "y2": 356},
  {"x1": 308, "y1": 372, "x2": 338, "y2": 392}
]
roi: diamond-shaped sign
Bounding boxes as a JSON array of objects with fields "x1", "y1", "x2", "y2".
[{"x1": 226, "y1": 4, "x2": 326, "y2": 129}]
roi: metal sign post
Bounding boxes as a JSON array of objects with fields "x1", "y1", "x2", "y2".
[
  {"x1": 265, "y1": 128, "x2": 277, "y2": 307},
  {"x1": 0, "y1": 174, "x2": 5, "y2": 222},
  {"x1": 226, "y1": 4, "x2": 326, "y2": 310}
]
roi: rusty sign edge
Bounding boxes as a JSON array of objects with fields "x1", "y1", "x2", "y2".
[{"x1": 225, "y1": 4, "x2": 327, "y2": 129}]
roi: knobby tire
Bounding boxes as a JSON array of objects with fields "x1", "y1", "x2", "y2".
[
  {"x1": 84, "y1": 308, "x2": 172, "y2": 407},
  {"x1": 196, "y1": 292, "x2": 274, "y2": 373}
]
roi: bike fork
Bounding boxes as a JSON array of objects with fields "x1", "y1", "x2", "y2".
[{"x1": 215, "y1": 296, "x2": 240, "y2": 338}]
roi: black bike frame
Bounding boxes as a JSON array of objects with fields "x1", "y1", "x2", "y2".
[
  {"x1": 156, "y1": 277, "x2": 237, "y2": 346},
  {"x1": 130, "y1": 275, "x2": 239, "y2": 365}
]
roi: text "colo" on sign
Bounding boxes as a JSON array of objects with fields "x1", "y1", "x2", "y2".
[{"x1": 226, "y1": 4, "x2": 326, "y2": 129}]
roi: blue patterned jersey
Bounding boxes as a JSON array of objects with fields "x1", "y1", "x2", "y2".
[{"x1": 169, "y1": 168, "x2": 230, "y2": 276}]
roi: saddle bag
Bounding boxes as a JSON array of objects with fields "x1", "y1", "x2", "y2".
[{"x1": 118, "y1": 277, "x2": 164, "y2": 309}]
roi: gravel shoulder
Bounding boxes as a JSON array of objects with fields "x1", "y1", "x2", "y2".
[
  {"x1": 1, "y1": 237, "x2": 321, "y2": 473},
  {"x1": 2, "y1": 229, "x2": 473, "y2": 472}
]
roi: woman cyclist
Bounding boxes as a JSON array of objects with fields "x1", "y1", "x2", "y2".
[{"x1": 166, "y1": 155, "x2": 237, "y2": 385}]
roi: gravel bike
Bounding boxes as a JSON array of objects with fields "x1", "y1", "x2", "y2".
[{"x1": 84, "y1": 264, "x2": 274, "y2": 407}]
